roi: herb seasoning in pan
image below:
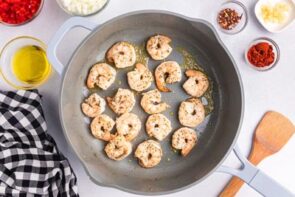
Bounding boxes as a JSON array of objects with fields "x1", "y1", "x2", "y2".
[{"x1": 217, "y1": 8, "x2": 243, "y2": 30}]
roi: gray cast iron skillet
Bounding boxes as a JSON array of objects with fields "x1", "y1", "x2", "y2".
[{"x1": 47, "y1": 11, "x2": 293, "y2": 196}]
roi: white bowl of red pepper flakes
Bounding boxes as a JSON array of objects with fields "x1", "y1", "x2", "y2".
[
  {"x1": 245, "y1": 38, "x2": 280, "y2": 71},
  {"x1": 216, "y1": 1, "x2": 248, "y2": 34},
  {"x1": 0, "y1": 0, "x2": 43, "y2": 26}
]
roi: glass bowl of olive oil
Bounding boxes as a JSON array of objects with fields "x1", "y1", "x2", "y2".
[{"x1": 0, "y1": 36, "x2": 51, "y2": 90}]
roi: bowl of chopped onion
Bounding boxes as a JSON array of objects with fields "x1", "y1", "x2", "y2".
[{"x1": 56, "y1": 0, "x2": 109, "y2": 16}]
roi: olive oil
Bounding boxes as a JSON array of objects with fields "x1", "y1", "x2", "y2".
[
  {"x1": 12, "y1": 45, "x2": 50, "y2": 84},
  {"x1": 177, "y1": 47, "x2": 203, "y2": 70},
  {"x1": 133, "y1": 43, "x2": 149, "y2": 65}
]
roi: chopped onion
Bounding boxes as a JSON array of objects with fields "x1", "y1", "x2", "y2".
[{"x1": 60, "y1": 0, "x2": 107, "y2": 16}]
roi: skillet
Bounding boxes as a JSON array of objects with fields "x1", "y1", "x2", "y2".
[{"x1": 47, "y1": 11, "x2": 293, "y2": 196}]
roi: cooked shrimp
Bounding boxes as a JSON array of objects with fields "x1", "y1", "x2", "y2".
[
  {"x1": 90, "y1": 114, "x2": 115, "y2": 141},
  {"x1": 172, "y1": 127, "x2": 197, "y2": 156},
  {"x1": 155, "y1": 61, "x2": 182, "y2": 92},
  {"x1": 106, "y1": 41, "x2": 136, "y2": 68},
  {"x1": 86, "y1": 63, "x2": 116, "y2": 90},
  {"x1": 146, "y1": 114, "x2": 172, "y2": 141},
  {"x1": 183, "y1": 69, "x2": 209, "y2": 97},
  {"x1": 127, "y1": 63, "x2": 153, "y2": 92},
  {"x1": 105, "y1": 135, "x2": 132, "y2": 161},
  {"x1": 146, "y1": 35, "x2": 172, "y2": 60},
  {"x1": 116, "y1": 113, "x2": 141, "y2": 141},
  {"x1": 81, "y1": 93, "x2": 106, "y2": 118},
  {"x1": 134, "y1": 140, "x2": 162, "y2": 168},
  {"x1": 140, "y1": 89, "x2": 170, "y2": 114},
  {"x1": 107, "y1": 88, "x2": 135, "y2": 115},
  {"x1": 178, "y1": 98, "x2": 205, "y2": 128}
]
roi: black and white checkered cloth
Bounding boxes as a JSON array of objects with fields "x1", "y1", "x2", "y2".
[{"x1": 0, "y1": 90, "x2": 78, "y2": 197}]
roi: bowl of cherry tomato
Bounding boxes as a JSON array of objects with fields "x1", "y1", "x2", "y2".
[{"x1": 0, "y1": 0, "x2": 44, "y2": 26}]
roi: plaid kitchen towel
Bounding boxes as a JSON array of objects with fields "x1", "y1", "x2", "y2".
[{"x1": 0, "y1": 90, "x2": 78, "y2": 197}]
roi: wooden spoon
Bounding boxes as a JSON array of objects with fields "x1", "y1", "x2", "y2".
[{"x1": 219, "y1": 111, "x2": 295, "y2": 197}]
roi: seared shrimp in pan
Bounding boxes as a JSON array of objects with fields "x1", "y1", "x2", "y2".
[
  {"x1": 105, "y1": 135, "x2": 132, "y2": 161},
  {"x1": 86, "y1": 63, "x2": 116, "y2": 90},
  {"x1": 127, "y1": 63, "x2": 153, "y2": 92},
  {"x1": 81, "y1": 93, "x2": 106, "y2": 118},
  {"x1": 107, "y1": 88, "x2": 135, "y2": 115},
  {"x1": 106, "y1": 41, "x2": 136, "y2": 68},
  {"x1": 90, "y1": 114, "x2": 115, "y2": 141},
  {"x1": 140, "y1": 89, "x2": 170, "y2": 114},
  {"x1": 155, "y1": 61, "x2": 182, "y2": 92},
  {"x1": 172, "y1": 127, "x2": 197, "y2": 156},
  {"x1": 178, "y1": 97, "x2": 205, "y2": 128},
  {"x1": 135, "y1": 140, "x2": 162, "y2": 168},
  {"x1": 183, "y1": 69, "x2": 209, "y2": 97},
  {"x1": 116, "y1": 113, "x2": 141, "y2": 141},
  {"x1": 146, "y1": 35, "x2": 172, "y2": 60},
  {"x1": 146, "y1": 114, "x2": 172, "y2": 141}
]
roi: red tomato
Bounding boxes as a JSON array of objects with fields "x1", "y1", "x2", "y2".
[{"x1": 0, "y1": 0, "x2": 41, "y2": 25}]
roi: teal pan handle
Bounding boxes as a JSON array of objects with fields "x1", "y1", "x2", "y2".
[
  {"x1": 217, "y1": 146, "x2": 294, "y2": 197},
  {"x1": 47, "y1": 17, "x2": 96, "y2": 75}
]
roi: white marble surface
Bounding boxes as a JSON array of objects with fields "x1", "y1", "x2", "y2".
[{"x1": 1, "y1": 0, "x2": 295, "y2": 196}]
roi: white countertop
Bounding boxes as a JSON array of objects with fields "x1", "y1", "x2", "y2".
[{"x1": 1, "y1": 0, "x2": 295, "y2": 196}]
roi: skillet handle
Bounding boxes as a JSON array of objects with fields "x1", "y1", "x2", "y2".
[
  {"x1": 47, "y1": 17, "x2": 96, "y2": 75},
  {"x1": 217, "y1": 146, "x2": 294, "y2": 197}
]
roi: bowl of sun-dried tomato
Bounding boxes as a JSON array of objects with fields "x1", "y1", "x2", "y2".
[
  {"x1": 245, "y1": 37, "x2": 280, "y2": 71},
  {"x1": 0, "y1": 0, "x2": 44, "y2": 26}
]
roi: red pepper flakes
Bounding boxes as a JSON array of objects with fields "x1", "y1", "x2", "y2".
[
  {"x1": 247, "y1": 42, "x2": 275, "y2": 67},
  {"x1": 0, "y1": 0, "x2": 41, "y2": 25},
  {"x1": 218, "y1": 8, "x2": 243, "y2": 30}
]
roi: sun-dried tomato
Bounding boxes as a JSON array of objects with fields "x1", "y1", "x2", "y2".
[{"x1": 247, "y1": 42, "x2": 275, "y2": 67}]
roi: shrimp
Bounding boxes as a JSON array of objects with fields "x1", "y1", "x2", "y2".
[
  {"x1": 81, "y1": 93, "x2": 106, "y2": 118},
  {"x1": 146, "y1": 35, "x2": 172, "y2": 60},
  {"x1": 178, "y1": 97, "x2": 205, "y2": 128},
  {"x1": 127, "y1": 63, "x2": 153, "y2": 92},
  {"x1": 134, "y1": 140, "x2": 162, "y2": 168},
  {"x1": 86, "y1": 63, "x2": 116, "y2": 90},
  {"x1": 172, "y1": 127, "x2": 197, "y2": 156},
  {"x1": 183, "y1": 69, "x2": 209, "y2": 97},
  {"x1": 140, "y1": 89, "x2": 170, "y2": 114},
  {"x1": 155, "y1": 61, "x2": 182, "y2": 92},
  {"x1": 90, "y1": 114, "x2": 115, "y2": 141},
  {"x1": 146, "y1": 114, "x2": 172, "y2": 141},
  {"x1": 116, "y1": 113, "x2": 141, "y2": 141},
  {"x1": 106, "y1": 41, "x2": 136, "y2": 68},
  {"x1": 105, "y1": 135, "x2": 132, "y2": 161},
  {"x1": 107, "y1": 88, "x2": 135, "y2": 115}
]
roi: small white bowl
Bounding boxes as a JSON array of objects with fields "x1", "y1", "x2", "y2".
[
  {"x1": 245, "y1": 38, "x2": 280, "y2": 71},
  {"x1": 56, "y1": 0, "x2": 109, "y2": 16},
  {"x1": 255, "y1": 0, "x2": 295, "y2": 33}
]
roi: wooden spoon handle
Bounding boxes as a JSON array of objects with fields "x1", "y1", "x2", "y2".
[{"x1": 219, "y1": 177, "x2": 244, "y2": 197}]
